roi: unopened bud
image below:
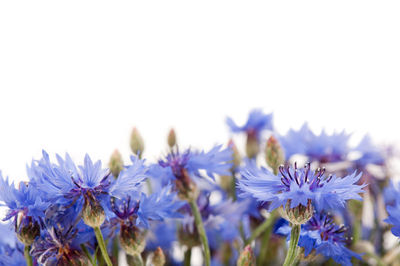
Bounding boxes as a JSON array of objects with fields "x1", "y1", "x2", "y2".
[
  {"x1": 167, "y1": 128, "x2": 177, "y2": 148},
  {"x1": 16, "y1": 214, "x2": 40, "y2": 245},
  {"x1": 152, "y1": 247, "x2": 166, "y2": 266},
  {"x1": 82, "y1": 198, "x2": 106, "y2": 228},
  {"x1": 265, "y1": 135, "x2": 285, "y2": 174},
  {"x1": 130, "y1": 127, "x2": 144, "y2": 156},
  {"x1": 120, "y1": 224, "x2": 146, "y2": 255},
  {"x1": 280, "y1": 200, "x2": 314, "y2": 225},
  {"x1": 109, "y1": 149, "x2": 123, "y2": 178},
  {"x1": 237, "y1": 245, "x2": 256, "y2": 266},
  {"x1": 246, "y1": 135, "x2": 259, "y2": 159},
  {"x1": 228, "y1": 140, "x2": 241, "y2": 169}
]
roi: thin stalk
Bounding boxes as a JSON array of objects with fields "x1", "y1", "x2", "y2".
[
  {"x1": 112, "y1": 237, "x2": 119, "y2": 265},
  {"x1": 245, "y1": 211, "x2": 276, "y2": 245},
  {"x1": 283, "y1": 224, "x2": 301, "y2": 266},
  {"x1": 93, "y1": 226, "x2": 113, "y2": 266},
  {"x1": 188, "y1": 199, "x2": 211, "y2": 266},
  {"x1": 257, "y1": 217, "x2": 275, "y2": 264},
  {"x1": 126, "y1": 253, "x2": 144, "y2": 266},
  {"x1": 184, "y1": 247, "x2": 192, "y2": 266},
  {"x1": 24, "y1": 245, "x2": 33, "y2": 266}
]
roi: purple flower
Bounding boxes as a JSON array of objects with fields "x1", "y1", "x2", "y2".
[
  {"x1": 28, "y1": 151, "x2": 148, "y2": 212},
  {"x1": 226, "y1": 109, "x2": 273, "y2": 140},
  {"x1": 0, "y1": 172, "x2": 49, "y2": 232},
  {"x1": 238, "y1": 161, "x2": 366, "y2": 211},
  {"x1": 280, "y1": 123, "x2": 351, "y2": 163},
  {"x1": 277, "y1": 213, "x2": 361, "y2": 266},
  {"x1": 110, "y1": 184, "x2": 184, "y2": 229}
]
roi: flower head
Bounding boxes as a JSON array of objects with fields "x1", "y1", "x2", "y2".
[
  {"x1": 280, "y1": 123, "x2": 351, "y2": 163},
  {"x1": 158, "y1": 146, "x2": 232, "y2": 199},
  {"x1": 385, "y1": 189, "x2": 400, "y2": 238},
  {"x1": 226, "y1": 109, "x2": 273, "y2": 140},
  {"x1": 0, "y1": 223, "x2": 26, "y2": 266},
  {"x1": 238, "y1": 161, "x2": 366, "y2": 213},
  {"x1": 110, "y1": 184, "x2": 184, "y2": 229},
  {"x1": 28, "y1": 151, "x2": 148, "y2": 214},
  {"x1": 31, "y1": 205, "x2": 93, "y2": 266},
  {"x1": 277, "y1": 213, "x2": 361, "y2": 266},
  {"x1": 354, "y1": 135, "x2": 385, "y2": 166},
  {"x1": 179, "y1": 191, "x2": 248, "y2": 249},
  {"x1": 0, "y1": 172, "x2": 49, "y2": 224}
]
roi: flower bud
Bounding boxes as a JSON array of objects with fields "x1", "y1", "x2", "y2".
[
  {"x1": 130, "y1": 127, "x2": 144, "y2": 156},
  {"x1": 119, "y1": 224, "x2": 146, "y2": 255},
  {"x1": 109, "y1": 149, "x2": 124, "y2": 178},
  {"x1": 265, "y1": 135, "x2": 285, "y2": 174},
  {"x1": 82, "y1": 198, "x2": 106, "y2": 228},
  {"x1": 281, "y1": 200, "x2": 314, "y2": 225},
  {"x1": 237, "y1": 245, "x2": 256, "y2": 266},
  {"x1": 152, "y1": 247, "x2": 166, "y2": 266},
  {"x1": 246, "y1": 135, "x2": 259, "y2": 159},
  {"x1": 167, "y1": 128, "x2": 177, "y2": 148},
  {"x1": 16, "y1": 214, "x2": 40, "y2": 245},
  {"x1": 228, "y1": 140, "x2": 241, "y2": 169}
]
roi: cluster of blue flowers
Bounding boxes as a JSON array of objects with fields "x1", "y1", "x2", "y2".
[{"x1": 0, "y1": 109, "x2": 398, "y2": 266}]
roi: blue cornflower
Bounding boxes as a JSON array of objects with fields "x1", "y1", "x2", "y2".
[
  {"x1": 180, "y1": 191, "x2": 248, "y2": 249},
  {"x1": 238, "y1": 162, "x2": 365, "y2": 213},
  {"x1": 354, "y1": 135, "x2": 385, "y2": 166},
  {"x1": 28, "y1": 151, "x2": 148, "y2": 213},
  {"x1": 31, "y1": 205, "x2": 94, "y2": 265},
  {"x1": 226, "y1": 109, "x2": 273, "y2": 140},
  {"x1": 158, "y1": 146, "x2": 232, "y2": 199},
  {"x1": 0, "y1": 223, "x2": 26, "y2": 266},
  {"x1": 0, "y1": 172, "x2": 49, "y2": 245},
  {"x1": 277, "y1": 213, "x2": 361, "y2": 266},
  {"x1": 280, "y1": 123, "x2": 351, "y2": 163},
  {"x1": 0, "y1": 172, "x2": 49, "y2": 223},
  {"x1": 385, "y1": 193, "x2": 400, "y2": 238},
  {"x1": 110, "y1": 184, "x2": 183, "y2": 256},
  {"x1": 110, "y1": 184, "x2": 184, "y2": 229}
]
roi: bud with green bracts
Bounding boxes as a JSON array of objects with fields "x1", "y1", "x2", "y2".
[
  {"x1": 109, "y1": 149, "x2": 124, "y2": 178},
  {"x1": 167, "y1": 128, "x2": 177, "y2": 148},
  {"x1": 119, "y1": 224, "x2": 146, "y2": 256},
  {"x1": 152, "y1": 247, "x2": 166, "y2": 266},
  {"x1": 237, "y1": 245, "x2": 256, "y2": 266},
  {"x1": 130, "y1": 127, "x2": 144, "y2": 156},
  {"x1": 280, "y1": 200, "x2": 314, "y2": 225},
  {"x1": 16, "y1": 214, "x2": 40, "y2": 245},
  {"x1": 82, "y1": 197, "x2": 106, "y2": 228},
  {"x1": 265, "y1": 135, "x2": 285, "y2": 174}
]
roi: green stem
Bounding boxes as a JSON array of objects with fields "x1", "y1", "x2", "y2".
[
  {"x1": 93, "y1": 226, "x2": 113, "y2": 266},
  {"x1": 245, "y1": 211, "x2": 276, "y2": 245},
  {"x1": 283, "y1": 224, "x2": 301, "y2": 266},
  {"x1": 188, "y1": 199, "x2": 211, "y2": 266},
  {"x1": 112, "y1": 237, "x2": 119, "y2": 265},
  {"x1": 184, "y1": 248, "x2": 192, "y2": 266},
  {"x1": 257, "y1": 218, "x2": 275, "y2": 264},
  {"x1": 126, "y1": 253, "x2": 144, "y2": 266},
  {"x1": 24, "y1": 245, "x2": 33, "y2": 266}
]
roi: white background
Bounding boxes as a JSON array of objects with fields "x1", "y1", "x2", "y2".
[{"x1": 1, "y1": 1, "x2": 400, "y2": 182}]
